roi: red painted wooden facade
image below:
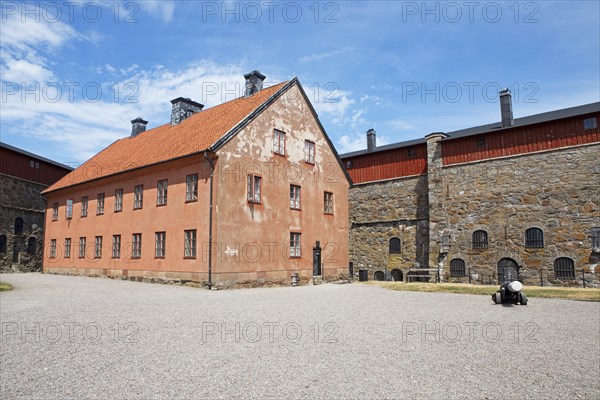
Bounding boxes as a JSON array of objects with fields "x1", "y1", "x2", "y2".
[
  {"x1": 344, "y1": 144, "x2": 427, "y2": 184},
  {"x1": 0, "y1": 146, "x2": 72, "y2": 186},
  {"x1": 442, "y1": 112, "x2": 600, "y2": 165},
  {"x1": 343, "y1": 111, "x2": 599, "y2": 185}
]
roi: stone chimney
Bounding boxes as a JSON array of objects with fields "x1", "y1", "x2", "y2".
[
  {"x1": 499, "y1": 89, "x2": 514, "y2": 128},
  {"x1": 244, "y1": 70, "x2": 266, "y2": 97},
  {"x1": 170, "y1": 97, "x2": 204, "y2": 126},
  {"x1": 367, "y1": 129, "x2": 376, "y2": 152},
  {"x1": 131, "y1": 117, "x2": 148, "y2": 137}
]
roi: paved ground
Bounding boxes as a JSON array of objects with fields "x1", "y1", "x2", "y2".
[{"x1": 0, "y1": 273, "x2": 598, "y2": 400}]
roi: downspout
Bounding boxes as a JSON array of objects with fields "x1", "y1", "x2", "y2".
[{"x1": 203, "y1": 151, "x2": 214, "y2": 289}]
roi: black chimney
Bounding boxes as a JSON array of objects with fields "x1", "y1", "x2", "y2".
[
  {"x1": 131, "y1": 117, "x2": 148, "y2": 137},
  {"x1": 499, "y1": 89, "x2": 514, "y2": 128},
  {"x1": 244, "y1": 70, "x2": 266, "y2": 97},
  {"x1": 170, "y1": 97, "x2": 204, "y2": 126},
  {"x1": 367, "y1": 129, "x2": 376, "y2": 152}
]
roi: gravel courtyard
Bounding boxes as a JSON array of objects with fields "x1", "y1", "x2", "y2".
[{"x1": 1, "y1": 274, "x2": 598, "y2": 399}]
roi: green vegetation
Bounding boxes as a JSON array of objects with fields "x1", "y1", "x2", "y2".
[
  {"x1": 0, "y1": 281, "x2": 13, "y2": 292},
  {"x1": 366, "y1": 281, "x2": 600, "y2": 302}
]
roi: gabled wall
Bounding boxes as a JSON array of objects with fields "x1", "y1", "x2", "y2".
[{"x1": 213, "y1": 83, "x2": 349, "y2": 285}]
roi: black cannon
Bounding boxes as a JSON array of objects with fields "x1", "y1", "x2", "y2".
[{"x1": 492, "y1": 263, "x2": 528, "y2": 305}]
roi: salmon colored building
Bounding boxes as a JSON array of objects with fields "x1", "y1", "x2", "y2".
[{"x1": 41, "y1": 71, "x2": 350, "y2": 287}]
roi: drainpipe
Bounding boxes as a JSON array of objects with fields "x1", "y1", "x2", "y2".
[{"x1": 203, "y1": 151, "x2": 214, "y2": 290}]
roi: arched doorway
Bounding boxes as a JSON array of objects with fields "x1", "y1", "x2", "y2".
[
  {"x1": 374, "y1": 271, "x2": 385, "y2": 281},
  {"x1": 391, "y1": 269, "x2": 403, "y2": 282},
  {"x1": 27, "y1": 237, "x2": 37, "y2": 255},
  {"x1": 497, "y1": 258, "x2": 518, "y2": 284},
  {"x1": 14, "y1": 218, "x2": 24, "y2": 235}
]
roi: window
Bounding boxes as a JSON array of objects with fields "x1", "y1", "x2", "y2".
[
  {"x1": 389, "y1": 237, "x2": 401, "y2": 254},
  {"x1": 273, "y1": 129, "x2": 286, "y2": 155},
  {"x1": 66, "y1": 199, "x2": 73, "y2": 219},
  {"x1": 554, "y1": 257, "x2": 575, "y2": 279},
  {"x1": 184, "y1": 230, "x2": 196, "y2": 258},
  {"x1": 476, "y1": 137, "x2": 487, "y2": 149},
  {"x1": 290, "y1": 233, "x2": 301, "y2": 258},
  {"x1": 157, "y1": 180, "x2": 168, "y2": 206},
  {"x1": 186, "y1": 174, "x2": 198, "y2": 202},
  {"x1": 49, "y1": 239, "x2": 57, "y2": 258},
  {"x1": 407, "y1": 148, "x2": 416, "y2": 158},
  {"x1": 112, "y1": 235, "x2": 121, "y2": 259},
  {"x1": 132, "y1": 233, "x2": 142, "y2": 258},
  {"x1": 0, "y1": 235, "x2": 6, "y2": 254},
  {"x1": 134, "y1": 185, "x2": 143, "y2": 209},
  {"x1": 374, "y1": 271, "x2": 385, "y2": 281},
  {"x1": 27, "y1": 237, "x2": 36, "y2": 255},
  {"x1": 290, "y1": 185, "x2": 301, "y2": 210},
  {"x1": 472, "y1": 230, "x2": 488, "y2": 249},
  {"x1": 591, "y1": 228, "x2": 600, "y2": 249},
  {"x1": 583, "y1": 117, "x2": 597, "y2": 130},
  {"x1": 35, "y1": 162, "x2": 39, "y2": 169},
  {"x1": 247, "y1": 174, "x2": 261, "y2": 203},
  {"x1": 94, "y1": 236, "x2": 102, "y2": 258},
  {"x1": 155, "y1": 232, "x2": 166, "y2": 258},
  {"x1": 30, "y1": 160, "x2": 34, "y2": 168},
  {"x1": 97, "y1": 193, "x2": 105, "y2": 215},
  {"x1": 346, "y1": 160, "x2": 353, "y2": 169},
  {"x1": 304, "y1": 140, "x2": 315, "y2": 164},
  {"x1": 525, "y1": 227, "x2": 544, "y2": 248},
  {"x1": 64, "y1": 238, "x2": 71, "y2": 258},
  {"x1": 450, "y1": 258, "x2": 466, "y2": 277},
  {"x1": 324, "y1": 192, "x2": 334, "y2": 214},
  {"x1": 79, "y1": 237, "x2": 86, "y2": 258},
  {"x1": 114, "y1": 189, "x2": 123, "y2": 212},
  {"x1": 81, "y1": 196, "x2": 88, "y2": 217},
  {"x1": 14, "y1": 218, "x2": 23, "y2": 234},
  {"x1": 52, "y1": 203, "x2": 59, "y2": 221}
]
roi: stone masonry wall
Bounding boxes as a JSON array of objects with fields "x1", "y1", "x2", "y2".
[
  {"x1": 349, "y1": 174, "x2": 428, "y2": 279},
  {"x1": 440, "y1": 143, "x2": 600, "y2": 286},
  {"x1": 0, "y1": 174, "x2": 47, "y2": 272}
]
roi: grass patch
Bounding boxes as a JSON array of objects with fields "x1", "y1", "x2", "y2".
[
  {"x1": 0, "y1": 281, "x2": 13, "y2": 292},
  {"x1": 366, "y1": 281, "x2": 600, "y2": 302}
]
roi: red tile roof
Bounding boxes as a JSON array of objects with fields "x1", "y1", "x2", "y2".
[{"x1": 43, "y1": 81, "x2": 289, "y2": 194}]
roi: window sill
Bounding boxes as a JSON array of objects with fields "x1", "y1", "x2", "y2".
[
  {"x1": 96, "y1": 213, "x2": 104, "y2": 216},
  {"x1": 185, "y1": 199, "x2": 198, "y2": 203},
  {"x1": 133, "y1": 207, "x2": 143, "y2": 211},
  {"x1": 156, "y1": 203, "x2": 167, "y2": 207},
  {"x1": 248, "y1": 201, "x2": 262, "y2": 205},
  {"x1": 273, "y1": 152, "x2": 286, "y2": 157},
  {"x1": 184, "y1": 256, "x2": 197, "y2": 260},
  {"x1": 114, "y1": 210, "x2": 122, "y2": 213},
  {"x1": 131, "y1": 256, "x2": 141, "y2": 260},
  {"x1": 290, "y1": 256, "x2": 301, "y2": 259},
  {"x1": 304, "y1": 161, "x2": 315, "y2": 166},
  {"x1": 291, "y1": 207, "x2": 301, "y2": 211},
  {"x1": 324, "y1": 212, "x2": 334, "y2": 216},
  {"x1": 155, "y1": 256, "x2": 165, "y2": 259}
]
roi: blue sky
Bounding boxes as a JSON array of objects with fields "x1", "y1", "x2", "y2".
[{"x1": 1, "y1": 0, "x2": 599, "y2": 166}]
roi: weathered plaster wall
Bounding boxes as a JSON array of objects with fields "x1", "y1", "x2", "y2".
[
  {"x1": 42, "y1": 157, "x2": 212, "y2": 283},
  {"x1": 215, "y1": 84, "x2": 350, "y2": 286}
]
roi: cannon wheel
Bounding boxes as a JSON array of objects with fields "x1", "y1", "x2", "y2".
[
  {"x1": 519, "y1": 292, "x2": 528, "y2": 305},
  {"x1": 493, "y1": 292, "x2": 502, "y2": 304}
]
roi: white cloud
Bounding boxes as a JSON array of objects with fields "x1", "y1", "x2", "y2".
[
  {"x1": 1, "y1": 60, "x2": 267, "y2": 162},
  {"x1": 299, "y1": 47, "x2": 355, "y2": 63},
  {"x1": 138, "y1": 0, "x2": 176, "y2": 23}
]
